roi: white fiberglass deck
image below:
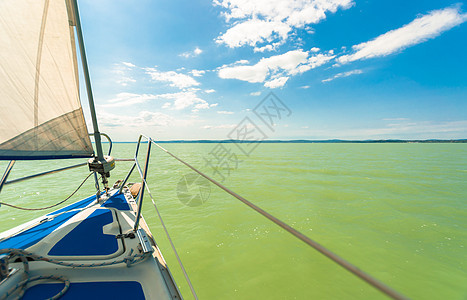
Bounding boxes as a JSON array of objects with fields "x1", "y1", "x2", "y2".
[{"x1": 0, "y1": 188, "x2": 181, "y2": 299}]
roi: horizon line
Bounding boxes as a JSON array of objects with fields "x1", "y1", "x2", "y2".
[{"x1": 99, "y1": 138, "x2": 467, "y2": 143}]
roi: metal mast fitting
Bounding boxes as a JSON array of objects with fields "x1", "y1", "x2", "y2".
[{"x1": 70, "y1": 0, "x2": 114, "y2": 179}]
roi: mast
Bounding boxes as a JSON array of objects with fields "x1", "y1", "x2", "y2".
[
  {"x1": 70, "y1": 0, "x2": 104, "y2": 163},
  {"x1": 70, "y1": 0, "x2": 114, "y2": 192}
]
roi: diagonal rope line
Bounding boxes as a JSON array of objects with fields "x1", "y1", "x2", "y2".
[
  {"x1": 135, "y1": 175, "x2": 198, "y2": 300},
  {"x1": 150, "y1": 140, "x2": 408, "y2": 300},
  {"x1": 0, "y1": 172, "x2": 93, "y2": 211}
]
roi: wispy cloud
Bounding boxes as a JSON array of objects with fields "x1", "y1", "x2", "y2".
[
  {"x1": 121, "y1": 62, "x2": 136, "y2": 68},
  {"x1": 113, "y1": 62, "x2": 137, "y2": 86},
  {"x1": 180, "y1": 47, "x2": 203, "y2": 58},
  {"x1": 218, "y1": 49, "x2": 334, "y2": 88},
  {"x1": 191, "y1": 69, "x2": 206, "y2": 77},
  {"x1": 203, "y1": 124, "x2": 237, "y2": 129},
  {"x1": 338, "y1": 6, "x2": 467, "y2": 64},
  {"x1": 264, "y1": 76, "x2": 289, "y2": 88},
  {"x1": 382, "y1": 118, "x2": 410, "y2": 121},
  {"x1": 215, "y1": 0, "x2": 354, "y2": 50},
  {"x1": 145, "y1": 67, "x2": 200, "y2": 89},
  {"x1": 217, "y1": 110, "x2": 234, "y2": 114},
  {"x1": 322, "y1": 69, "x2": 363, "y2": 82},
  {"x1": 100, "y1": 91, "x2": 216, "y2": 112},
  {"x1": 205, "y1": 89, "x2": 216, "y2": 93},
  {"x1": 98, "y1": 111, "x2": 173, "y2": 127},
  {"x1": 305, "y1": 120, "x2": 467, "y2": 139},
  {"x1": 100, "y1": 93, "x2": 159, "y2": 108},
  {"x1": 154, "y1": 91, "x2": 213, "y2": 112}
]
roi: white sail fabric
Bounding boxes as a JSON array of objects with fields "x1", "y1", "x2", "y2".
[{"x1": 0, "y1": 0, "x2": 93, "y2": 159}]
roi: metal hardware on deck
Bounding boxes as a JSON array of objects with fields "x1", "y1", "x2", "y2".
[
  {"x1": 129, "y1": 135, "x2": 198, "y2": 299},
  {"x1": 0, "y1": 160, "x2": 15, "y2": 195},
  {"x1": 133, "y1": 137, "x2": 152, "y2": 232},
  {"x1": 136, "y1": 229, "x2": 154, "y2": 254},
  {"x1": 89, "y1": 133, "x2": 113, "y2": 156},
  {"x1": 88, "y1": 155, "x2": 115, "y2": 177},
  {"x1": 116, "y1": 232, "x2": 136, "y2": 239},
  {"x1": 118, "y1": 162, "x2": 137, "y2": 194},
  {"x1": 0, "y1": 254, "x2": 9, "y2": 281}
]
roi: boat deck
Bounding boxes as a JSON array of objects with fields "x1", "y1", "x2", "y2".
[{"x1": 0, "y1": 188, "x2": 181, "y2": 299}]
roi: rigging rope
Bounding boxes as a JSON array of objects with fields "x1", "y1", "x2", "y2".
[
  {"x1": 151, "y1": 141, "x2": 408, "y2": 300},
  {"x1": 135, "y1": 176, "x2": 199, "y2": 300},
  {"x1": 0, "y1": 172, "x2": 93, "y2": 211},
  {"x1": 0, "y1": 248, "x2": 147, "y2": 300}
]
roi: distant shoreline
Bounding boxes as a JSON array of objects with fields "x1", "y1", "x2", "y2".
[{"x1": 108, "y1": 139, "x2": 467, "y2": 143}]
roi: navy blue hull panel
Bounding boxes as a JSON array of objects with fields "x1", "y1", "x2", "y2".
[
  {"x1": 23, "y1": 281, "x2": 145, "y2": 299},
  {"x1": 48, "y1": 209, "x2": 118, "y2": 256},
  {"x1": 0, "y1": 195, "x2": 96, "y2": 250},
  {"x1": 0, "y1": 193, "x2": 129, "y2": 252},
  {"x1": 102, "y1": 193, "x2": 130, "y2": 210}
]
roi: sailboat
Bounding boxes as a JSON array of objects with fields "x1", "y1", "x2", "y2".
[
  {"x1": 0, "y1": 0, "x2": 412, "y2": 299},
  {"x1": 0, "y1": 0, "x2": 182, "y2": 298}
]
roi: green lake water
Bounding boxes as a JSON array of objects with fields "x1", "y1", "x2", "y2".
[{"x1": 1, "y1": 143, "x2": 466, "y2": 299}]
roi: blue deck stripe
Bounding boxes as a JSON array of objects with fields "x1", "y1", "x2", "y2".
[
  {"x1": 22, "y1": 281, "x2": 145, "y2": 299},
  {"x1": 48, "y1": 209, "x2": 118, "y2": 256},
  {"x1": 101, "y1": 192, "x2": 130, "y2": 210},
  {"x1": 0, "y1": 196, "x2": 96, "y2": 249},
  {"x1": 0, "y1": 195, "x2": 96, "y2": 250},
  {"x1": 0, "y1": 192, "x2": 132, "y2": 251}
]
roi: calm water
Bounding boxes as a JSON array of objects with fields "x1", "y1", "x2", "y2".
[{"x1": 1, "y1": 143, "x2": 466, "y2": 299}]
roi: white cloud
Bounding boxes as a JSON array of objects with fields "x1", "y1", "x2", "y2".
[
  {"x1": 218, "y1": 49, "x2": 334, "y2": 88},
  {"x1": 216, "y1": 19, "x2": 291, "y2": 48},
  {"x1": 180, "y1": 47, "x2": 203, "y2": 58},
  {"x1": 382, "y1": 118, "x2": 409, "y2": 121},
  {"x1": 100, "y1": 90, "x2": 214, "y2": 112},
  {"x1": 217, "y1": 110, "x2": 234, "y2": 114},
  {"x1": 203, "y1": 124, "x2": 237, "y2": 129},
  {"x1": 101, "y1": 93, "x2": 159, "y2": 107},
  {"x1": 205, "y1": 89, "x2": 216, "y2": 93},
  {"x1": 191, "y1": 69, "x2": 206, "y2": 77},
  {"x1": 145, "y1": 67, "x2": 200, "y2": 89},
  {"x1": 264, "y1": 76, "x2": 289, "y2": 88},
  {"x1": 322, "y1": 69, "x2": 363, "y2": 82},
  {"x1": 250, "y1": 91, "x2": 261, "y2": 96},
  {"x1": 300, "y1": 85, "x2": 310, "y2": 89},
  {"x1": 219, "y1": 49, "x2": 308, "y2": 83},
  {"x1": 338, "y1": 7, "x2": 467, "y2": 64},
  {"x1": 304, "y1": 120, "x2": 467, "y2": 139},
  {"x1": 99, "y1": 111, "x2": 173, "y2": 127},
  {"x1": 307, "y1": 52, "x2": 335, "y2": 69},
  {"x1": 215, "y1": 0, "x2": 354, "y2": 50},
  {"x1": 310, "y1": 47, "x2": 320, "y2": 52},
  {"x1": 113, "y1": 62, "x2": 137, "y2": 86},
  {"x1": 235, "y1": 59, "x2": 249, "y2": 65},
  {"x1": 121, "y1": 62, "x2": 136, "y2": 68},
  {"x1": 254, "y1": 42, "x2": 283, "y2": 53},
  {"x1": 157, "y1": 91, "x2": 210, "y2": 111}
]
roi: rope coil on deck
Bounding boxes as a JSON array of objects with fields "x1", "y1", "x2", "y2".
[{"x1": 0, "y1": 248, "x2": 149, "y2": 300}]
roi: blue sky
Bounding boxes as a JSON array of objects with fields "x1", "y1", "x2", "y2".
[{"x1": 77, "y1": 0, "x2": 467, "y2": 141}]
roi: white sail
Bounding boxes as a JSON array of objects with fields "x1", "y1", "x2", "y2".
[{"x1": 0, "y1": 0, "x2": 93, "y2": 159}]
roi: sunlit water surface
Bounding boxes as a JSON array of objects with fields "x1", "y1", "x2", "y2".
[{"x1": 1, "y1": 143, "x2": 466, "y2": 299}]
